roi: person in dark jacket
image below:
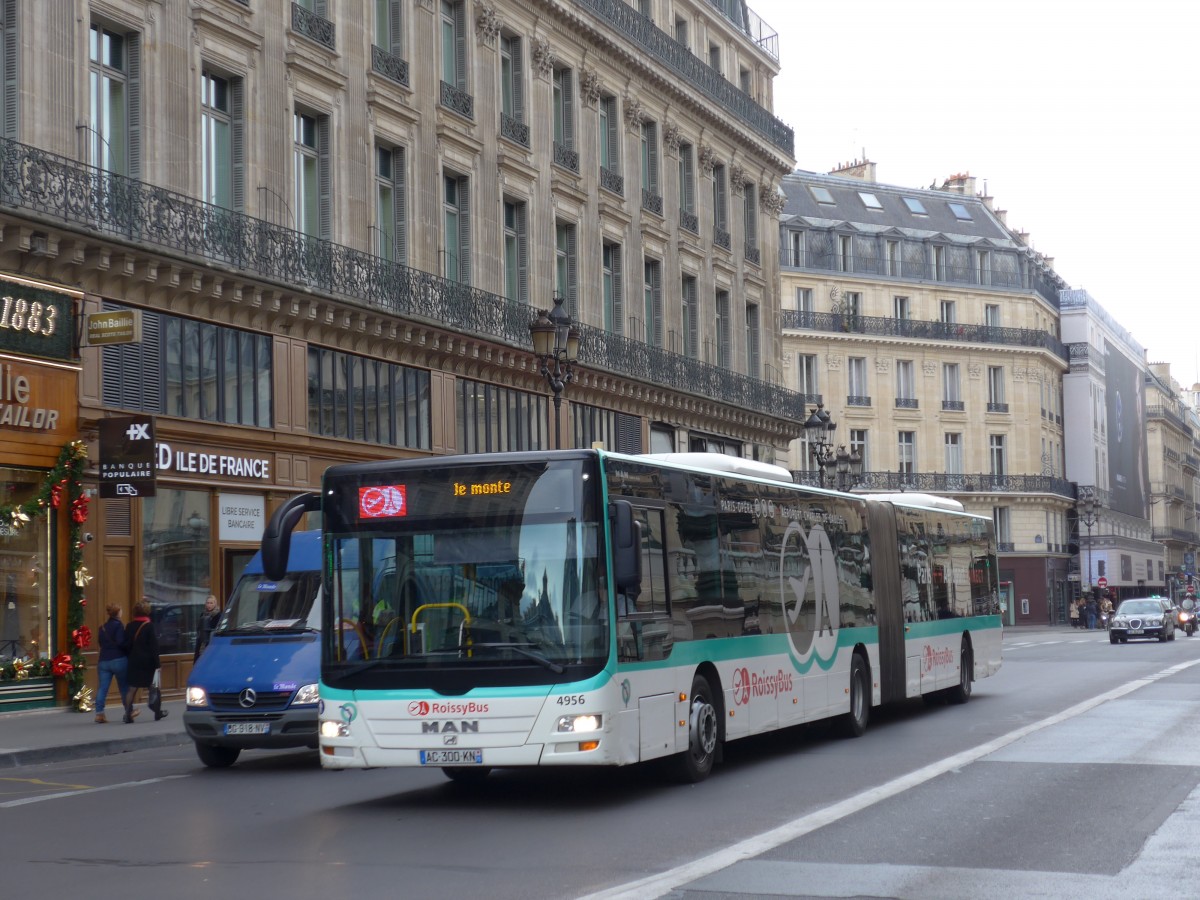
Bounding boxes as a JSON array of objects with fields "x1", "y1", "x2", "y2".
[
  {"x1": 122, "y1": 598, "x2": 164, "y2": 722},
  {"x1": 193, "y1": 594, "x2": 221, "y2": 661},
  {"x1": 94, "y1": 603, "x2": 129, "y2": 724}
]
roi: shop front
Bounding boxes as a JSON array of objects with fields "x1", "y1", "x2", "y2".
[{"x1": 0, "y1": 276, "x2": 81, "y2": 709}]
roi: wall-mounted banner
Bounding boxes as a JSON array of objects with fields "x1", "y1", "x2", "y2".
[{"x1": 99, "y1": 414, "x2": 157, "y2": 498}]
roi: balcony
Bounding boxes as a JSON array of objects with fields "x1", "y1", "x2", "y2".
[
  {"x1": 641, "y1": 188, "x2": 663, "y2": 216},
  {"x1": 552, "y1": 142, "x2": 579, "y2": 174},
  {"x1": 895, "y1": 397, "x2": 918, "y2": 409},
  {"x1": 744, "y1": 242, "x2": 760, "y2": 266},
  {"x1": 439, "y1": 80, "x2": 474, "y2": 120},
  {"x1": 600, "y1": 166, "x2": 624, "y2": 196},
  {"x1": 847, "y1": 395, "x2": 871, "y2": 407},
  {"x1": 500, "y1": 113, "x2": 530, "y2": 148},
  {"x1": 572, "y1": 0, "x2": 793, "y2": 156},
  {"x1": 1153, "y1": 527, "x2": 1197, "y2": 544},
  {"x1": 781, "y1": 308, "x2": 1068, "y2": 361},
  {"x1": 679, "y1": 209, "x2": 699, "y2": 234},
  {"x1": 1148, "y1": 404, "x2": 1194, "y2": 439},
  {"x1": 987, "y1": 402, "x2": 1009, "y2": 413},
  {"x1": 714, "y1": 227, "x2": 731, "y2": 251},
  {"x1": 790, "y1": 471, "x2": 1076, "y2": 499},
  {"x1": 942, "y1": 400, "x2": 964, "y2": 412},
  {"x1": 0, "y1": 137, "x2": 809, "y2": 422},
  {"x1": 291, "y1": 3, "x2": 335, "y2": 50},
  {"x1": 370, "y1": 45, "x2": 409, "y2": 88}
]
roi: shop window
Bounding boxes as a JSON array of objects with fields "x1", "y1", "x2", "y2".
[
  {"x1": 142, "y1": 488, "x2": 210, "y2": 657},
  {"x1": 0, "y1": 469, "x2": 51, "y2": 660}
]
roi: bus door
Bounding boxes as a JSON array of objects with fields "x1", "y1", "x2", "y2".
[{"x1": 866, "y1": 501, "x2": 906, "y2": 703}]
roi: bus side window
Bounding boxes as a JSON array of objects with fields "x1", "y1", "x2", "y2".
[{"x1": 618, "y1": 508, "x2": 671, "y2": 661}]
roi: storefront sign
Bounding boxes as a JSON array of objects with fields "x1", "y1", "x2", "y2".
[
  {"x1": 155, "y1": 442, "x2": 271, "y2": 480},
  {"x1": 0, "y1": 278, "x2": 75, "y2": 363},
  {"x1": 99, "y1": 414, "x2": 157, "y2": 498},
  {"x1": 218, "y1": 494, "x2": 265, "y2": 542},
  {"x1": 0, "y1": 359, "x2": 74, "y2": 436},
  {"x1": 84, "y1": 309, "x2": 141, "y2": 346}
]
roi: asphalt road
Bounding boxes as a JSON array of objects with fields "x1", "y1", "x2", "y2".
[{"x1": 3, "y1": 627, "x2": 1199, "y2": 899}]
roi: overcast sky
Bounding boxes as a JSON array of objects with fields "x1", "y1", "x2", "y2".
[{"x1": 751, "y1": 0, "x2": 1200, "y2": 388}]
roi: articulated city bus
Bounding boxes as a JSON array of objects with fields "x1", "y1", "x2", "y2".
[{"x1": 261, "y1": 450, "x2": 1002, "y2": 783}]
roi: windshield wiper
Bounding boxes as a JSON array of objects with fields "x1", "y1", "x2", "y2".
[{"x1": 468, "y1": 642, "x2": 565, "y2": 674}]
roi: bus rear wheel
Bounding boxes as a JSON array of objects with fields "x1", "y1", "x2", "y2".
[
  {"x1": 673, "y1": 673, "x2": 719, "y2": 783},
  {"x1": 947, "y1": 640, "x2": 973, "y2": 705},
  {"x1": 840, "y1": 653, "x2": 870, "y2": 737}
]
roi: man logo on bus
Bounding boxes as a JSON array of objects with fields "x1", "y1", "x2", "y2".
[
  {"x1": 778, "y1": 520, "x2": 840, "y2": 665},
  {"x1": 732, "y1": 667, "x2": 752, "y2": 706},
  {"x1": 408, "y1": 701, "x2": 431, "y2": 717}
]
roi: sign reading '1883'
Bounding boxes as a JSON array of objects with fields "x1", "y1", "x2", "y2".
[{"x1": 0, "y1": 279, "x2": 75, "y2": 362}]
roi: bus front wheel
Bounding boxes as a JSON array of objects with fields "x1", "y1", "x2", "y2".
[
  {"x1": 673, "y1": 673, "x2": 719, "y2": 783},
  {"x1": 840, "y1": 653, "x2": 870, "y2": 738},
  {"x1": 947, "y1": 639, "x2": 973, "y2": 705}
]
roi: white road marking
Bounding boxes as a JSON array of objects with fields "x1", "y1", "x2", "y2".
[
  {"x1": 0, "y1": 774, "x2": 189, "y2": 808},
  {"x1": 577, "y1": 657, "x2": 1200, "y2": 900}
]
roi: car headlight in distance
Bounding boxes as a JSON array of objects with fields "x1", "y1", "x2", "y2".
[
  {"x1": 556, "y1": 714, "x2": 602, "y2": 733},
  {"x1": 186, "y1": 686, "x2": 208, "y2": 707},
  {"x1": 292, "y1": 683, "x2": 320, "y2": 706}
]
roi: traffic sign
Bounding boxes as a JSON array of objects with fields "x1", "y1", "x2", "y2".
[{"x1": 1097, "y1": 576, "x2": 1108, "y2": 589}]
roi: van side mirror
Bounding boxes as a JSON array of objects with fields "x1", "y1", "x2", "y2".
[
  {"x1": 609, "y1": 500, "x2": 642, "y2": 599},
  {"x1": 263, "y1": 492, "x2": 319, "y2": 579}
]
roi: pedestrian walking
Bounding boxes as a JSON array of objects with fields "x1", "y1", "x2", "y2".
[
  {"x1": 1069, "y1": 599, "x2": 1080, "y2": 628},
  {"x1": 1086, "y1": 597, "x2": 1098, "y2": 630},
  {"x1": 193, "y1": 594, "x2": 221, "y2": 661},
  {"x1": 94, "y1": 603, "x2": 129, "y2": 724},
  {"x1": 122, "y1": 597, "x2": 166, "y2": 722}
]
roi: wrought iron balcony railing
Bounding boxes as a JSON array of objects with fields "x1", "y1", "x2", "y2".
[
  {"x1": 439, "y1": 81, "x2": 474, "y2": 120},
  {"x1": 679, "y1": 209, "x2": 699, "y2": 234},
  {"x1": 987, "y1": 401, "x2": 1009, "y2": 413},
  {"x1": 600, "y1": 166, "x2": 624, "y2": 196},
  {"x1": 942, "y1": 400, "x2": 964, "y2": 411},
  {"x1": 291, "y1": 3, "x2": 335, "y2": 50},
  {"x1": 790, "y1": 471, "x2": 1077, "y2": 498},
  {"x1": 553, "y1": 142, "x2": 579, "y2": 173},
  {"x1": 0, "y1": 137, "x2": 810, "y2": 421},
  {"x1": 744, "y1": 243, "x2": 760, "y2": 266},
  {"x1": 1153, "y1": 527, "x2": 1198, "y2": 544},
  {"x1": 895, "y1": 397, "x2": 918, "y2": 409},
  {"x1": 846, "y1": 395, "x2": 871, "y2": 407},
  {"x1": 370, "y1": 45, "x2": 410, "y2": 88},
  {"x1": 572, "y1": 0, "x2": 793, "y2": 156},
  {"x1": 1148, "y1": 404, "x2": 1194, "y2": 439},
  {"x1": 500, "y1": 113, "x2": 530, "y2": 148},
  {"x1": 641, "y1": 188, "x2": 663, "y2": 216},
  {"x1": 781, "y1": 308, "x2": 1068, "y2": 360},
  {"x1": 714, "y1": 227, "x2": 731, "y2": 250}
]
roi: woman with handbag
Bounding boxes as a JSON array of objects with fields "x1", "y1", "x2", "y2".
[
  {"x1": 122, "y1": 597, "x2": 167, "y2": 722},
  {"x1": 94, "y1": 603, "x2": 130, "y2": 723}
]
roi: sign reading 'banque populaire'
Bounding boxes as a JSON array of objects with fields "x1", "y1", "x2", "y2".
[{"x1": 98, "y1": 414, "x2": 157, "y2": 498}]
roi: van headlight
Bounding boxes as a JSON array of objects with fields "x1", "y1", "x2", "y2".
[
  {"x1": 292, "y1": 683, "x2": 320, "y2": 706},
  {"x1": 186, "y1": 686, "x2": 208, "y2": 707}
]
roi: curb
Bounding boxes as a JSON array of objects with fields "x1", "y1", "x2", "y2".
[{"x1": 0, "y1": 731, "x2": 190, "y2": 769}]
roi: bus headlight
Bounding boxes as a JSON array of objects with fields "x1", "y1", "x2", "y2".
[
  {"x1": 320, "y1": 719, "x2": 349, "y2": 739},
  {"x1": 186, "y1": 686, "x2": 208, "y2": 707},
  {"x1": 292, "y1": 683, "x2": 320, "y2": 706},
  {"x1": 556, "y1": 714, "x2": 601, "y2": 733}
]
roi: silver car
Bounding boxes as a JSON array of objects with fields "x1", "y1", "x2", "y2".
[{"x1": 1109, "y1": 597, "x2": 1176, "y2": 643}]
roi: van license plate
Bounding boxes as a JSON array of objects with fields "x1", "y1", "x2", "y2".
[
  {"x1": 224, "y1": 722, "x2": 270, "y2": 735},
  {"x1": 420, "y1": 749, "x2": 482, "y2": 765}
]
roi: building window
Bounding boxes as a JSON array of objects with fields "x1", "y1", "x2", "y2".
[
  {"x1": 898, "y1": 431, "x2": 915, "y2": 474},
  {"x1": 796, "y1": 287, "x2": 813, "y2": 313},
  {"x1": 599, "y1": 94, "x2": 619, "y2": 175},
  {"x1": 678, "y1": 142, "x2": 697, "y2": 232},
  {"x1": 499, "y1": 32, "x2": 526, "y2": 144},
  {"x1": 994, "y1": 507, "x2": 1011, "y2": 545},
  {"x1": 989, "y1": 434, "x2": 1007, "y2": 475},
  {"x1": 552, "y1": 66, "x2": 575, "y2": 168},
  {"x1": 503, "y1": 198, "x2": 528, "y2": 303},
  {"x1": 374, "y1": 144, "x2": 406, "y2": 264},
  {"x1": 796, "y1": 353, "x2": 818, "y2": 397},
  {"x1": 201, "y1": 70, "x2": 243, "y2": 211},
  {"x1": 602, "y1": 241, "x2": 622, "y2": 333},
  {"x1": 712, "y1": 163, "x2": 729, "y2": 240},
  {"x1": 2, "y1": 3, "x2": 17, "y2": 140},
  {"x1": 848, "y1": 356, "x2": 868, "y2": 402},
  {"x1": 886, "y1": 239, "x2": 900, "y2": 276},
  {"x1": 440, "y1": 0, "x2": 466, "y2": 92},
  {"x1": 743, "y1": 182, "x2": 758, "y2": 257},
  {"x1": 940, "y1": 299, "x2": 956, "y2": 324},
  {"x1": 945, "y1": 433, "x2": 962, "y2": 474},
  {"x1": 674, "y1": 15, "x2": 688, "y2": 48},
  {"x1": 988, "y1": 366, "x2": 1007, "y2": 410},
  {"x1": 375, "y1": 0, "x2": 403, "y2": 55},
  {"x1": 309, "y1": 347, "x2": 431, "y2": 449},
  {"x1": 849, "y1": 429, "x2": 868, "y2": 470},
  {"x1": 745, "y1": 303, "x2": 760, "y2": 378},
  {"x1": 933, "y1": 246, "x2": 946, "y2": 281},
  {"x1": 643, "y1": 258, "x2": 662, "y2": 347},
  {"x1": 442, "y1": 170, "x2": 470, "y2": 283},
  {"x1": 640, "y1": 120, "x2": 660, "y2": 210},
  {"x1": 985, "y1": 303, "x2": 1001, "y2": 327},
  {"x1": 739, "y1": 66, "x2": 752, "y2": 95},
  {"x1": 843, "y1": 291, "x2": 862, "y2": 317},
  {"x1": 555, "y1": 220, "x2": 577, "y2": 317},
  {"x1": 788, "y1": 230, "x2": 804, "y2": 267},
  {"x1": 293, "y1": 110, "x2": 329, "y2": 239},
  {"x1": 977, "y1": 250, "x2": 990, "y2": 285},
  {"x1": 893, "y1": 295, "x2": 910, "y2": 320},
  {"x1": 708, "y1": 42, "x2": 721, "y2": 74},
  {"x1": 942, "y1": 363, "x2": 961, "y2": 407},
  {"x1": 838, "y1": 234, "x2": 852, "y2": 272},
  {"x1": 896, "y1": 360, "x2": 915, "y2": 404},
  {"x1": 90, "y1": 22, "x2": 140, "y2": 176},
  {"x1": 716, "y1": 289, "x2": 731, "y2": 369},
  {"x1": 680, "y1": 274, "x2": 699, "y2": 359},
  {"x1": 458, "y1": 379, "x2": 548, "y2": 453}
]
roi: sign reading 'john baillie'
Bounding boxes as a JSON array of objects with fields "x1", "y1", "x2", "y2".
[
  {"x1": 0, "y1": 279, "x2": 75, "y2": 363},
  {"x1": 84, "y1": 309, "x2": 141, "y2": 346}
]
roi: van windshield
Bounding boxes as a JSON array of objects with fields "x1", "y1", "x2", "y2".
[{"x1": 218, "y1": 572, "x2": 323, "y2": 633}]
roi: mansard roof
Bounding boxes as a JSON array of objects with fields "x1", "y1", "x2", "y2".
[{"x1": 781, "y1": 170, "x2": 1017, "y2": 247}]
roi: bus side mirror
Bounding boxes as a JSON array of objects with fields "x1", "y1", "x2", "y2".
[
  {"x1": 610, "y1": 500, "x2": 642, "y2": 599},
  {"x1": 263, "y1": 492, "x2": 319, "y2": 580}
]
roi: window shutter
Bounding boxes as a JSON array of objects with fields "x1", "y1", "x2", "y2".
[
  {"x1": 453, "y1": 1, "x2": 466, "y2": 90},
  {"x1": 315, "y1": 0, "x2": 328, "y2": 18},
  {"x1": 566, "y1": 226, "x2": 577, "y2": 320},
  {"x1": 611, "y1": 245, "x2": 623, "y2": 335},
  {"x1": 126, "y1": 32, "x2": 141, "y2": 178},
  {"x1": 605, "y1": 99, "x2": 619, "y2": 173},
  {"x1": 562, "y1": 70, "x2": 574, "y2": 148},
  {"x1": 516, "y1": 202, "x2": 528, "y2": 303},
  {"x1": 389, "y1": 0, "x2": 402, "y2": 54},
  {"x1": 457, "y1": 176, "x2": 470, "y2": 284},
  {"x1": 317, "y1": 115, "x2": 331, "y2": 239},
  {"x1": 616, "y1": 412, "x2": 641, "y2": 454},
  {"x1": 682, "y1": 148, "x2": 694, "y2": 212},
  {"x1": 647, "y1": 123, "x2": 658, "y2": 192},
  {"x1": 231, "y1": 77, "x2": 245, "y2": 211},
  {"x1": 3, "y1": 0, "x2": 17, "y2": 140},
  {"x1": 651, "y1": 264, "x2": 662, "y2": 347},
  {"x1": 511, "y1": 38, "x2": 524, "y2": 124},
  {"x1": 393, "y1": 146, "x2": 407, "y2": 266}
]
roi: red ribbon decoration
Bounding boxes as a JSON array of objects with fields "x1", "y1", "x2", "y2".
[
  {"x1": 72, "y1": 625, "x2": 92, "y2": 649},
  {"x1": 51, "y1": 653, "x2": 74, "y2": 676},
  {"x1": 70, "y1": 494, "x2": 90, "y2": 524}
]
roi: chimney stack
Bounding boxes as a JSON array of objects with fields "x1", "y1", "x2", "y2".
[{"x1": 828, "y1": 157, "x2": 877, "y2": 183}]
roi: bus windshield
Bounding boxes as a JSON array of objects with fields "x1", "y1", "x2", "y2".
[{"x1": 322, "y1": 458, "x2": 606, "y2": 689}]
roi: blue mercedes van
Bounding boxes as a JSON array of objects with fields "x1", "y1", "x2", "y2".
[{"x1": 184, "y1": 531, "x2": 323, "y2": 767}]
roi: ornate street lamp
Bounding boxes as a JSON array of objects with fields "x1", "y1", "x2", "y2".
[
  {"x1": 803, "y1": 404, "x2": 862, "y2": 491},
  {"x1": 1077, "y1": 492, "x2": 1098, "y2": 598},
  {"x1": 529, "y1": 293, "x2": 580, "y2": 450}
]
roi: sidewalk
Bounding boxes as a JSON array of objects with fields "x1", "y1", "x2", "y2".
[{"x1": 0, "y1": 697, "x2": 188, "y2": 769}]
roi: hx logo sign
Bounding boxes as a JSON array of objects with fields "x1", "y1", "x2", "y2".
[
  {"x1": 125, "y1": 422, "x2": 151, "y2": 441},
  {"x1": 99, "y1": 415, "x2": 157, "y2": 499}
]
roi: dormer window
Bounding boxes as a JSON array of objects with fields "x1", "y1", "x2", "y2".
[
  {"x1": 903, "y1": 197, "x2": 927, "y2": 215},
  {"x1": 858, "y1": 192, "x2": 882, "y2": 210},
  {"x1": 948, "y1": 202, "x2": 972, "y2": 221},
  {"x1": 809, "y1": 185, "x2": 835, "y2": 205}
]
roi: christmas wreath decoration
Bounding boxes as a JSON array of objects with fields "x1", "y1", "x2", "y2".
[{"x1": 0, "y1": 440, "x2": 90, "y2": 709}]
